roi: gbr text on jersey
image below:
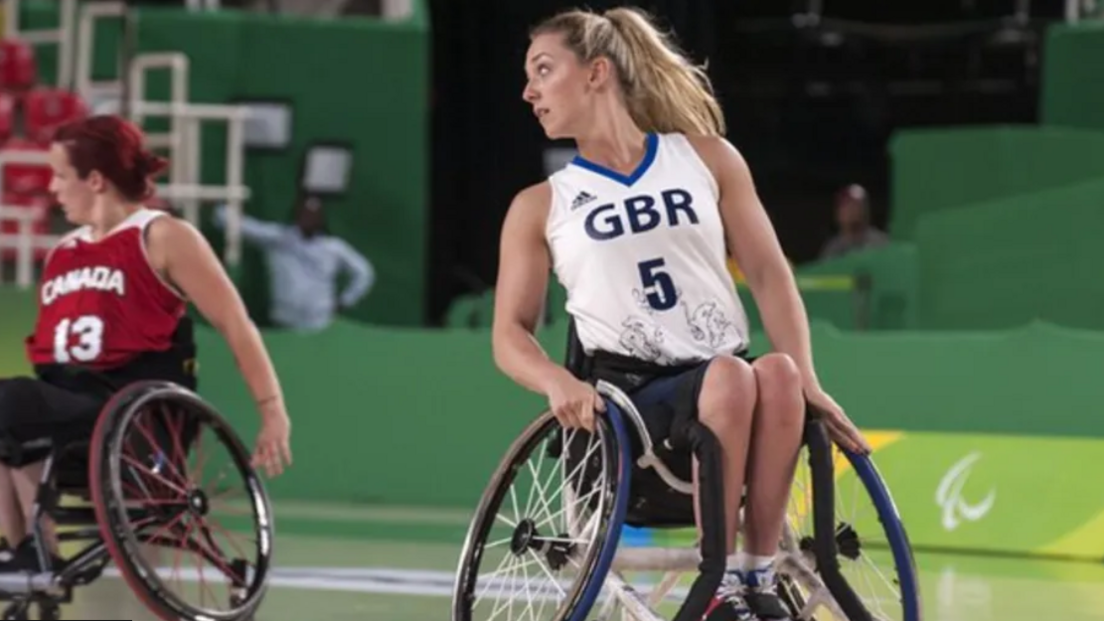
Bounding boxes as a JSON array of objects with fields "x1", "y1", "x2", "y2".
[{"x1": 545, "y1": 132, "x2": 750, "y2": 365}]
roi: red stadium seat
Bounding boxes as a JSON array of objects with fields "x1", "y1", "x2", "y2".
[
  {"x1": 1, "y1": 138, "x2": 52, "y2": 197},
  {"x1": 0, "y1": 92, "x2": 16, "y2": 144},
  {"x1": 0, "y1": 38, "x2": 37, "y2": 92},
  {"x1": 24, "y1": 87, "x2": 88, "y2": 145}
]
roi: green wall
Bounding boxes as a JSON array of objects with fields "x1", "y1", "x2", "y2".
[
  {"x1": 6, "y1": 286, "x2": 1103, "y2": 508},
  {"x1": 192, "y1": 317, "x2": 1104, "y2": 508},
  {"x1": 889, "y1": 126, "x2": 1104, "y2": 241},
  {"x1": 1041, "y1": 22, "x2": 1104, "y2": 131},
  {"x1": 915, "y1": 178, "x2": 1104, "y2": 330}
]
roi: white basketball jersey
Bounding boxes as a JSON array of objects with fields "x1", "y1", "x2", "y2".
[{"x1": 546, "y1": 132, "x2": 750, "y2": 365}]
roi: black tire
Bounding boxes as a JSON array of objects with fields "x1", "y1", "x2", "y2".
[
  {"x1": 452, "y1": 407, "x2": 633, "y2": 621},
  {"x1": 89, "y1": 381, "x2": 274, "y2": 621}
]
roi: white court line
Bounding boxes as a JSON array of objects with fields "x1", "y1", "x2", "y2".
[{"x1": 102, "y1": 566, "x2": 690, "y2": 601}]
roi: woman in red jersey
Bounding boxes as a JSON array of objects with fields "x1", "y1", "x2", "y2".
[{"x1": 0, "y1": 115, "x2": 291, "y2": 570}]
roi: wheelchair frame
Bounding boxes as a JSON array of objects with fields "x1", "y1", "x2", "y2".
[
  {"x1": 0, "y1": 380, "x2": 274, "y2": 621},
  {"x1": 453, "y1": 321, "x2": 921, "y2": 621},
  {"x1": 586, "y1": 381, "x2": 920, "y2": 621}
]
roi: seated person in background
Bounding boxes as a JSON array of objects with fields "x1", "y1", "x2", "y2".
[
  {"x1": 214, "y1": 193, "x2": 375, "y2": 332},
  {"x1": 820, "y1": 184, "x2": 888, "y2": 259}
]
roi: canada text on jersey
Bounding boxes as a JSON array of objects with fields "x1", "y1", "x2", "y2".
[{"x1": 41, "y1": 266, "x2": 126, "y2": 306}]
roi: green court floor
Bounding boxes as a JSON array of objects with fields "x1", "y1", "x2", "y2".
[{"x1": 56, "y1": 502, "x2": 1104, "y2": 620}]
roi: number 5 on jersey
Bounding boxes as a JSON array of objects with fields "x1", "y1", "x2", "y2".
[
  {"x1": 54, "y1": 315, "x2": 105, "y2": 363},
  {"x1": 638, "y1": 258, "x2": 678, "y2": 311}
]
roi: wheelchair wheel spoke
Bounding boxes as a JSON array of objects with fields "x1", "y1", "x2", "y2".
[
  {"x1": 121, "y1": 453, "x2": 188, "y2": 496},
  {"x1": 509, "y1": 480, "x2": 522, "y2": 528},
  {"x1": 526, "y1": 460, "x2": 561, "y2": 535},
  {"x1": 192, "y1": 524, "x2": 249, "y2": 585},
  {"x1": 857, "y1": 554, "x2": 898, "y2": 619},
  {"x1": 534, "y1": 474, "x2": 603, "y2": 537},
  {"x1": 131, "y1": 410, "x2": 189, "y2": 488},
  {"x1": 200, "y1": 516, "x2": 254, "y2": 568},
  {"x1": 139, "y1": 510, "x2": 190, "y2": 549},
  {"x1": 475, "y1": 548, "x2": 520, "y2": 602},
  {"x1": 523, "y1": 439, "x2": 548, "y2": 519},
  {"x1": 160, "y1": 404, "x2": 194, "y2": 487},
  {"x1": 459, "y1": 414, "x2": 621, "y2": 621},
  {"x1": 525, "y1": 549, "x2": 568, "y2": 598}
]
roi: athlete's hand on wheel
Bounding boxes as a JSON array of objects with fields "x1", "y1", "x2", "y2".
[
  {"x1": 546, "y1": 374, "x2": 605, "y2": 433},
  {"x1": 252, "y1": 400, "x2": 293, "y2": 478},
  {"x1": 804, "y1": 387, "x2": 871, "y2": 455}
]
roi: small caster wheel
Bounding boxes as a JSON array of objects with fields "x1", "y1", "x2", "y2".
[
  {"x1": 229, "y1": 593, "x2": 253, "y2": 621},
  {"x1": 38, "y1": 602, "x2": 61, "y2": 620}
]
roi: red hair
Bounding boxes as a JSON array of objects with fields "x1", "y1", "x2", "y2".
[{"x1": 53, "y1": 115, "x2": 169, "y2": 203}]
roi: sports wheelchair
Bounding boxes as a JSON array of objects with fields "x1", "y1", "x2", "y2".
[
  {"x1": 453, "y1": 323, "x2": 921, "y2": 621},
  {"x1": 0, "y1": 376, "x2": 274, "y2": 621}
]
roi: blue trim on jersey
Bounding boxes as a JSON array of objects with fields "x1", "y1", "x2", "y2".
[{"x1": 570, "y1": 132, "x2": 658, "y2": 186}]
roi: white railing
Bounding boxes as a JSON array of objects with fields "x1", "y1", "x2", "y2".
[
  {"x1": 2, "y1": 0, "x2": 77, "y2": 89},
  {"x1": 74, "y1": 4, "x2": 253, "y2": 266},
  {"x1": 1, "y1": 0, "x2": 256, "y2": 284},
  {"x1": 74, "y1": 0, "x2": 126, "y2": 105},
  {"x1": 0, "y1": 205, "x2": 55, "y2": 289},
  {"x1": 0, "y1": 149, "x2": 55, "y2": 288}
]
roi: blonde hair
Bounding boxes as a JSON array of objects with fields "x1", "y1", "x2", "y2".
[{"x1": 531, "y1": 6, "x2": 725, "y2": 136}]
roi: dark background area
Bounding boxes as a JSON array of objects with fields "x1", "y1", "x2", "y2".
[{"x1": 426, "y1": 0, "x2": 1060, "y2": 324}]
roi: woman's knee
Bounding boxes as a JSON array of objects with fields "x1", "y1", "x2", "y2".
[
  {"x1": 697, "y1": 355, "x2": 757, "y2": 428},
  {"x1": 752, "y1": 354, "x2": 802, "y2": 392},
  {"x1": 751, "y1": 354, "x2": 805, "y2": 422}
]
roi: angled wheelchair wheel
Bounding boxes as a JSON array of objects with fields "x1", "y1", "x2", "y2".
[
  {"x1": 452, "y1": 402, "x2": 632, "y2": 621},
  {"x1": 781, "y1": 419, "x2": 921, "y2": 621},
  {"x1": 89, "y1": 381, "x2": 275, "y2": 621}
]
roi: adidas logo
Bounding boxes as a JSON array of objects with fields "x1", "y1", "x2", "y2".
[{"x1": 570, "y1": 191, "x2": 597, "y2": 210}]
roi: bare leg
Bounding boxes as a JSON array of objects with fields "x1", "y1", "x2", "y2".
[
  {"x1": 692, "y1": 356, "x2": 758, "y2": 553},
  {"x1": 13, "y1": 463, "x2": 58, "y2": 555},
  {"x1": 0, "y1": 465, "x2": 27, "y2": 546},
  {"x1": 742, "y1": 354, "x2": 805, "y2": 556}
]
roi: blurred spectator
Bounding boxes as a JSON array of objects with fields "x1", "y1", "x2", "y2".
[
  {"x1": 820, "y1": 184, "x2": 888, "y2": 259},
  {"x1": 214, "y1": 194, "x2": 374, "y2": 331}
]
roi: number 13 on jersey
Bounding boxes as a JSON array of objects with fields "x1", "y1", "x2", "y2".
[{"x1": 54, "y1": 315, "x2": 105, "y2": 363}]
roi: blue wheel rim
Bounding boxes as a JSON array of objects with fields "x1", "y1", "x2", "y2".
[
  {"x1": 565, "y1": 400, "x2": 633, "y2": 621},
  {"x1": 846, "y1": 450, "x2": 923, "y2": 621}
]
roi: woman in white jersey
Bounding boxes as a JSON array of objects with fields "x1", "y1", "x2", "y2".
[{"x1": 493, "y1": 7, "x2": 871, "y2": 621}]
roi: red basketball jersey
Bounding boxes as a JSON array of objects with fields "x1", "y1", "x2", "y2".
[{"x1": 25, "y1": 209, "x2": 187, "y2": 371}]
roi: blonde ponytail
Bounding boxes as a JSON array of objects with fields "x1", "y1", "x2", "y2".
[
  {"x1": 603, "y1": 8, "x2": 725, "y2": 136},
  {"x1": 532, "y1": 7, "x2": 725, "y2": 137}
]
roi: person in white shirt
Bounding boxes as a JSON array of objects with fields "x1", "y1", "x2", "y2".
[{"x1": 215, "y1": 195, "x2": 374, "y2": 331}]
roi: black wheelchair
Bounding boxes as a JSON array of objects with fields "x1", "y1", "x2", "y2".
[
  {"x1": 0, "y1": 334, "x2": 274, "y2": 620},
  {"x1": 453, "y1": 323, "x2": 922, "y2": 621}
]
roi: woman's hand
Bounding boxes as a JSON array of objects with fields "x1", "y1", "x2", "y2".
[
  {"x1": 546, "y1": 374, "x2": 605, "y2": 432},
  {"x1": 804, "y1": 387, "x2": 871, "y2": 455},
  {"x1": 252, "y1": 399, "x2": 293, "y2": 477}
]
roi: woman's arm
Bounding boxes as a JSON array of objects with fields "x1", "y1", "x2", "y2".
[
  {"x1": 688, "y1": 135, "x2": 821, "y2": 390},
  {"x1": 149, "y1": 216, "x2": 283, "y2": 405},
  {"x1": 491, "y1": 182, "x2": 601, "y2": 430},
  {"x1": 491, "y1": 182, "x2": 575, "y2": 394},
  {"x1": 147, "y1": 215, "x2": 293, "y2": 472}
]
